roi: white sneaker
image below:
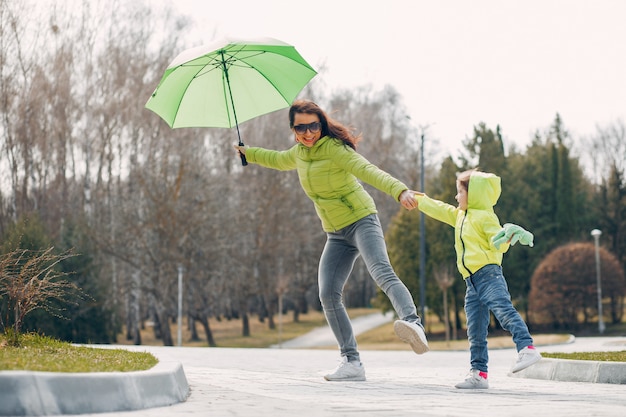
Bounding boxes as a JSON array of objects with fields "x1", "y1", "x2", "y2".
[
  {"x1": 324, "y1": 357, "x2": 366, "y2": 381},
  {"x1": 511, "y1": 346, "x2": 542, "y2": 373},
  {"x1": 455, "y1": 369, "x2": 489, "y2": 389},
  {"x1": 393, "y1": 320, "x2": 429, "y2": 354}
]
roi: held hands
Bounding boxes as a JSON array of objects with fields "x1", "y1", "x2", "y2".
[
  {"x1": 492, "y1": 223, "x2": 534, "y2": 250},
  {"x1": 399, "y1": 190, "x2": 420, "y2": 211}
]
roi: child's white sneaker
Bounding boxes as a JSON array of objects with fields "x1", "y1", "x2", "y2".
[
  {"x1": 455, "y1": 369, "x2": 489, "y2": 389},
  {"x1": 511, "y1": 346, "x2": 542, "y2": 373}
]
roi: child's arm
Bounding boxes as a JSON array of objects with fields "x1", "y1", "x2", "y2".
[
  {"x1": 414, "y1": 193, "x2": 458, "y2": 227},
  {"x1": 492, "y1": 223, "x2": 534, "y2": 250}
]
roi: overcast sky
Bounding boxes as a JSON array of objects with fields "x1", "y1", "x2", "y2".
[{"x1": 168, "y1": 0, "x2": 626, "y2": 157}]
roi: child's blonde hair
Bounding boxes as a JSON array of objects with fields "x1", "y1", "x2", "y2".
[{"x1": 456, "y1": 168, "x2": 478, "y2": 192}]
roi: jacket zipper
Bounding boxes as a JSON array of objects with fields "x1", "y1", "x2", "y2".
[
  {"x1": 340, "y1": 196, "x2": 354, "y2": 212},
  {"x1": 459, "y1": 211, "x2": 473, "y2": 277}
]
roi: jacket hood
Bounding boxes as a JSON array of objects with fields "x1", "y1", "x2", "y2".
[{"x1": 467, "y1": 171, "x2": 501, "y2": 210}]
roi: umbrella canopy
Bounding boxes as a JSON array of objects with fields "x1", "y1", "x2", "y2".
[{"x1": 145, "y1": 36, "x2": 317, "y2": 130}]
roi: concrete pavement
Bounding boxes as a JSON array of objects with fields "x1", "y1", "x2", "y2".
[
  {"x1": 82, "y1": 337, "x2": 626, "y2": 417},
  {"x1": 2, "y1": 312, "x2": 626, "y2": 416}
]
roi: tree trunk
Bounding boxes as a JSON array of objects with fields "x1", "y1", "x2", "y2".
[
  {"x1": 196, "y1": 315, "x2": 216, "y2": 347},
  {"x1": 156, "y1": 307, "x2": 174, "y2": 346},
  {"x1": 188, "y1": 316, "x2": 200, "y2": 341},
  {"x1": 127, "y1": 271, "x2": 142, "y2": 345},
  {"x1": 242, "y1": 313, "x2": 250, "y2": 337}
]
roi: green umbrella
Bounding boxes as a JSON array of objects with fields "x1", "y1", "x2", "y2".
[{"x1": 145, "y1": 36, "x2": 317, "y2": 165}]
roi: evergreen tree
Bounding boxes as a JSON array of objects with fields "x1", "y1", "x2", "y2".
[
  {"x1": 424, "y1": 157, "x2": 466, "y2": 333},
  {"x1": 553, "y1": 116, "x2": 577, "y2": 240},
  {"x1": 0, "y1": 215, "x2": 115, "y2": 342},
  {"x1": 382, "y1": 208, "x2": 421, "y2": 313},
  {"x1": 599, "y1": 165, "x2": 626, "y2": 268},
  {"x1": 55, "y1": 220, "x2": 117, "y2": 343},
  {"x1": 502, "y1": 116, "x2": 594, "y2": 322},
  {"x1": 462, "y1": 122, "x2": 507, "y2": 174}
]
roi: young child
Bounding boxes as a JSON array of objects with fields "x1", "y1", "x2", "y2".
[{"x1": 414, "y1": 169, "x2": 541, "y2": 389}]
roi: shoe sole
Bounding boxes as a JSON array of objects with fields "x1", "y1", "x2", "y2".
[
  {"x1": 324, "y1": 375, "x2": 366, "y2": 382},
  {"x1": 455, "y1": 383, "x2": 489, "y2": 389},
  {"x1": 394, "y1": 320, "x2": 429, "y2": 354},
  {"x1": 511, "y1": 354, "x2": 542, "y2": 373}
]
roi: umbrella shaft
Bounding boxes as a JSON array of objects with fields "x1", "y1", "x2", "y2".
[
  {"x1": 220, "y1": 51, "x2": 247, "y2": 166},
  {"x1": 220, "y1": 51, "x2": 242, "y2": 143}
]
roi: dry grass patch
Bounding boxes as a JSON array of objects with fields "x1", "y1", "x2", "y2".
[
  {"x1": 355, "y1": 322, "x2": 573, "y2": 351},
  {"x1": 116, "y1": 308, "x2": 377, "y2": 348}
]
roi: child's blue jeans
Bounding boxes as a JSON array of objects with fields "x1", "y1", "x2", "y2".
[{"x1": 464, "y1": 264, "x2": 533, "y2": 373}]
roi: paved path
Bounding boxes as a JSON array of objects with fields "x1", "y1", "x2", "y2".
[
  {"x1": 270, "y1": 311, "x2": 394, "y2": 348},
  {"x1": 84, "y1": 336, "x2": 625, "y2": 417}
]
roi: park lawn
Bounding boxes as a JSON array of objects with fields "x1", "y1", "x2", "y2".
[{"x1": 0, "y1": 333, "x2": 157, "y2": 372}]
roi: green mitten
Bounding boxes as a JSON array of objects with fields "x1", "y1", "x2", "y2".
[
  {"x1": 492, "y1": 223, "x2": 534, "y2": 249},
  {"x1": 492, "y1": 228, "x2": 509, "y2": 249}
]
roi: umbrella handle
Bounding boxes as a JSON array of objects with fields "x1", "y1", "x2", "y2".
[{"x1": 238, "y1": 141, "x2": 248, "y2": 166}]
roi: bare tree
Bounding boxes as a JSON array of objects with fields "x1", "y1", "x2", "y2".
[
  {"x1": 587, "y1": 120, "x2": 626, "y2": 185},
  {"x1": 0, "y1": 0, "x2": 434, "y2": 346},
  {"x1": 434, "y1": 264, "x2": 456, "y2": 343}
]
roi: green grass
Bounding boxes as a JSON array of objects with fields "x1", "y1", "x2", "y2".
[
  {"x1": 541, "y1": 351, "x2": 626, "y2": 362},
  {"x1": 0, "y1": 333, "x2": 157, "y2": 372}
]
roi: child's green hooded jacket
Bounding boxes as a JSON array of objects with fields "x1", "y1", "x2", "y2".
[
  {"x1": 245, "y1": 136, "x2": 408, "y2": 232},
  {"x1": 416, "y1": 171, "x2": 510, "y2": 279}
]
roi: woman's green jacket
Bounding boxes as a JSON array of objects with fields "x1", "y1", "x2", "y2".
[{"x1": 245, "y1": 136, "x2": 408, "y2": 232}]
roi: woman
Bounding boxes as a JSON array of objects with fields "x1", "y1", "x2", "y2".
[{"x1": 234, "y1": 100, "x2": 428, "y2": 381}]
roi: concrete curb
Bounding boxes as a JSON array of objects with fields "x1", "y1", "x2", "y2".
[
  {"x1": 510, "y1": 334, "x2": 626, "y2": 385},
  {"x1": 511, "y1": 357, "x2": 626, "y2": 384},
  {"x1": 0, "y1": 361, "x2": 189, "y2": 416}
]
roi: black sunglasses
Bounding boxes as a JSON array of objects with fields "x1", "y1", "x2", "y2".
[{"x1": 293, "y1": 122, "x2": 322, "y2": 135}]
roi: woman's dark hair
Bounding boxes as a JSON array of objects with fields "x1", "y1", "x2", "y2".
[{"x1": 289, "y1": 100, "x2": 361, "y2": 149}]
